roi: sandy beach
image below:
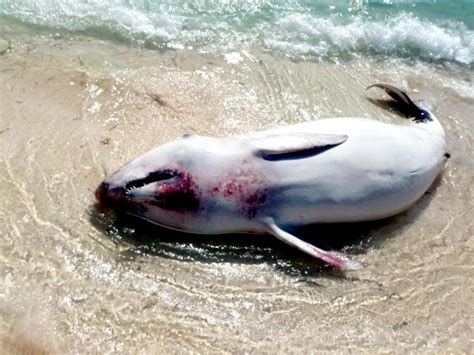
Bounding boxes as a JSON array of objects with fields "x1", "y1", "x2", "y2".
[{"x1": 0, "y1": 27, "x2": 473, "y2": 353}]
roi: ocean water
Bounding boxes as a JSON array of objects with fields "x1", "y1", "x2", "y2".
[{"x1": 1, "y1": 0, "x2": 473, "y2": 65}]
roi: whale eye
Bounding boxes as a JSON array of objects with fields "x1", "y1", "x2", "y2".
[{"x1": 125, "y1": 169, "x2": 176, "y2": 191}]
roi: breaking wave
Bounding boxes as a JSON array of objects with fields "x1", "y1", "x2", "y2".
[{"x1": 0, "y1": 0, "x2": 473, "y2": 65}]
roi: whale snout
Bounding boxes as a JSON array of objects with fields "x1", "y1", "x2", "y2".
[
  {"x1": 95, "y1": 181, "x2": 127, "y2": 210},
  {"x1": 95, "y1": 181, "x2": 108, "y2": 205}
]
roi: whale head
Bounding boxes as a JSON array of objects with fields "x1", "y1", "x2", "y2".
[{"x1": 95, "y1": 136, "x2": 205, "y2": 231}]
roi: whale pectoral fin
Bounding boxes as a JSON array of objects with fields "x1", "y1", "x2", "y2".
[
  {"x1": 253, "y1": 133, "x2": 347, "y2": 159},
  {"x1": 262, "y1": 218, "x2": 361, "y2": 271}
]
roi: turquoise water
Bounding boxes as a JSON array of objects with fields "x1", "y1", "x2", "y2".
[{"x1": 1, "y1": 0, "x2": 473, "y2": 64}]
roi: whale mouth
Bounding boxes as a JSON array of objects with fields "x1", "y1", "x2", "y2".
[
  {"x1": 125, "y1": 169, "x2": 177, "y2": 194},
  {"x1": 96, "y1": 169, "x2": 177, "y2": 211},
  {"x1": 96, "y1": 167, "x2": 200, "y2": 215},
  {"x1": 124, "y1": 169, "x2": 201, "y2": 212}
]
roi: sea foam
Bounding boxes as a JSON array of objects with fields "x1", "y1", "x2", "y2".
[{"x1": 0, "y1": 0, "x2": 472, "y2": 65}]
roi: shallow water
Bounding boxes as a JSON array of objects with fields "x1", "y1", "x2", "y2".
[{"x1": 0, "y1": 6, "x2": 473, "y2": 354}]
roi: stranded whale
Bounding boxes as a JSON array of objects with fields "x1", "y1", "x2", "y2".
[{"x1": 95, "y1": 84, "x2": 447, "y2": 270}]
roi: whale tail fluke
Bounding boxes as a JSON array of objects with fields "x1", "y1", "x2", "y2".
[
  {"x1": 367, "y1": 83, "x2": 432, "y2": 122},
  {"x1": 367, "y1": 83, "x2": 445, "y2": 137}
]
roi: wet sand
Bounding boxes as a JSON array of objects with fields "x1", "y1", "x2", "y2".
[{"x1": 0, "y1": 33, "x2": 473, "y2": 353}]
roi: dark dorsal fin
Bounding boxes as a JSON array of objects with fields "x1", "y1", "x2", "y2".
[{"x1": 367, "y1": 83, "x2": 432, "y2": 123}]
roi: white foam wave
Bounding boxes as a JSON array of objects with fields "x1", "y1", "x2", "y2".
[
  {"x1": 265, "y1": 13, "x2": 474, "y2": 64},
  {"x1": 1, "y1": 0, "x2": 184, "y2": 40},
  {"x1": 1, "y1": 1, "x2": 472, "y2": 65}
]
